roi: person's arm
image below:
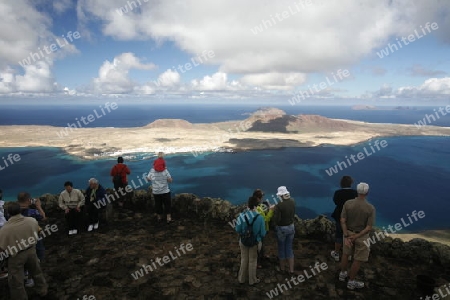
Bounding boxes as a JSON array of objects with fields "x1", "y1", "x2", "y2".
[
  {"x1": 271, "y1": 206, "x2": 280, "y2": 227},
  {"x1": 35, "y1": 199, "x2": 46, "y2": 220},
  {"x1": 166, "y1": 170, "x2": 173, "y2": 183},
  {"x1": 333, "y1": 191, "x2": 339, "y2": 205},
  {"x1": 352, "y1": 207, "x2": 376, "y2": 239},
  {"x1": 110, "y1": 165, "x2": 116, "y2": 182},
  {"x1": 147, "y1": 169, "x2": 154, "y2": 181},
  {"x1": 58, "y1": 193, "x2": 68, "y2": 211},
  {"x1": 77, "y1": 190, "x2": 85, "y2": 210},
  {"x1": 126, "y1": 165, "x2": 131, "y2": 175},
  {"x1": 259, "y1": 215, "x2": 266, "y2": 238}
]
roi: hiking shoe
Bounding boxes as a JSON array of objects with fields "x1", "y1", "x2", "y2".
[
  {"x1": 93, "y1": 222, "x2": 99, "y2": 230},
  {"x1": 0, "y1": 271, "x2": 8, "y2": 279},
  {"x1": 68, "y1": 230, "x2": 74, "y2": 235},
  {"x1": 25, "y1": 278, "x2": 34, "y2": 288},
  {"x1": 87, "y1": 225, "x2": 93, "y2": 232},
  {"x1": 347, "y1": 280, "x2": 364, "y2": 290},
  {"x1": 73, "y1": 229, "x2": 78, "y2": 235},
  {"x1": 331, "y1": 250, "x2": 340, "y2": 262},
  {"x1": 339, "y1": 271, "x2": 348, "y2": 282}
]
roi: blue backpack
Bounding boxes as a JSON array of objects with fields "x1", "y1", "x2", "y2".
[{"x1": 240, "y1": 214, "x2": 259, "y2": 247}]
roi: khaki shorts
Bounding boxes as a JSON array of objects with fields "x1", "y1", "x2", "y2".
[{"x1": 342, "y1": 230, "x2": 370, "y2": 262}]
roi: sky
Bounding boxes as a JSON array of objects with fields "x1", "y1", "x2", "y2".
[{"x1": 0, "y1": 0, "x2": 449, "y2": 104}]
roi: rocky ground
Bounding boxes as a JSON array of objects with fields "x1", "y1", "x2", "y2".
[{"x1": 0, "y1": 192, "x2": 449, "y2": 299}]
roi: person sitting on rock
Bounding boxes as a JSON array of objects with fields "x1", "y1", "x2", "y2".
[
  {"x1": 253, "y1": 189, "x2": 274, "y2": 268},
  {"x1": 58, "y1": 181, "x2": 85, "y2": 235},
  {"x1": 235, "y1": 196, "x2": 266, "y2": 286},
  {"x1": 331, "y1": 176, "x2": 358, "y2": 262},
  {"x1": 85, "y1": 178, "x2": 107, "y2": 232},
  {"x1": 339, "y1": 182, "x2": 375, "y2": 290},
  {"x1": 271, "y1": 186, "x2": 296, "y2": 274}
]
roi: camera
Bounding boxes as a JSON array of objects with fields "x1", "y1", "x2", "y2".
[{"x1": 30, "y1": 198, "x2": 37, "y2": 205}]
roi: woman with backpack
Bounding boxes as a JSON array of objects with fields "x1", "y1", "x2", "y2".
[{"x1": 235, "y1": 196, "x2": 266, "y2": 285}]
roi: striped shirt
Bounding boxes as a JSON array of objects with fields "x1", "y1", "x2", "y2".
[{"x1": 148, "y1": 168, "x2": 171, "y2": 194}]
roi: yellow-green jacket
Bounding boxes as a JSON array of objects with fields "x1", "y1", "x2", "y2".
[{"x1": 256, "y1": 203, "x2": 274, "y2": 231}]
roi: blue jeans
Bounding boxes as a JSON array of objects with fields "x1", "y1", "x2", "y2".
[{"x1": 276, "y1": 224, "x2": 295, "y2": 259}]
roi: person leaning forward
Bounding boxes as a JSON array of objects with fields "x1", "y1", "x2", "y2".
[{"x1": 0, "y1": 202, "x2": 48, "y2": 299}]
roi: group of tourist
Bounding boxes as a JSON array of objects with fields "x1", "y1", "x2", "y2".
[
  {"x1": 235, "y1": 176, "x2": 376, "y2": 291},
  {"x1": 235, "y1": 186, "x2": 296, "y2": 285},
  {"x1": 0, "y1": 153, "x2": 173, "y2": 299}
]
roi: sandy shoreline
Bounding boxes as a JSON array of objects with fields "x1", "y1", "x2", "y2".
[{"x1": 389, "y1": 230, "x2": 450, "y2": 246}]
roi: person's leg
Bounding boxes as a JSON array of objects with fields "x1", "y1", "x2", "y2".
[
  {"x1": 7, "y1": 252, "x2": 27, "y2": 300},
  {"x1": 348, "y1": 260, "x2": 362, "y2": 280},
  {"x1": 285, "y1": 225, "x2": 295, "y2": 273},
  {"x1": 68, "y1": 209, "x2": 77, "y2": 231},
  {"x1": 257, "y1": 237, "x2": 265, "y2": 267},
  {"x1": 35, "y1": 240, "x2": 45, "y2": 262},
  {"x1": 24, "y1": 248, "x2": 48, "y2": 296},
  {"x1": 248, "y1": 245, "x2": 259, "y2": 285},
  {"x1": 334, "y1": 221, "x2": 343, "y2": 253},
  {"x1": 276, "y1": 227, "x2": 287, "y2": 271},
  {"x1": 164, "y1": 192, "x2": 172, "y2": 222},
  {"x1": 237, "y1": 241, "x2": 249, "y2": 284},
  {"x1": 153, "y1": 194, "x2": 163, "y2": 221}
]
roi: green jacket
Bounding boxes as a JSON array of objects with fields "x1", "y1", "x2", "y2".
[{"x1": 256, "y1": 203, "x2": 274, "y2": 231}]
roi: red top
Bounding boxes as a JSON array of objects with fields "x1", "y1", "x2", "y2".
[
  {"x1": 153, "y1": 158, "x2": 166, "y2": 172},
  {"x1": 110, "y1": 163, "x2": 131, "y2": 184}
]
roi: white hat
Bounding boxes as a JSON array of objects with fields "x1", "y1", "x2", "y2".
[
  {"x1": 276, "y1": 186, "x2": 290, "y2": 197},
  {"x1": 357, "y1": 182, "x2": 369, "y2": 195}
]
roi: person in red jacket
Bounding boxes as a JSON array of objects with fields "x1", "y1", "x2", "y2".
[{"x1": 110, "y1": 156, "x2": 131, "y2": 207}]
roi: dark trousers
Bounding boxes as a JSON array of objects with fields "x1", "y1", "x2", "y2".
[
  {"x1": 114, "y1": 183, "x2": 127, "y2": 203},
  {"x1": 65, "y1": 209, "x2": 81, "y2": 231},
  {"x1": 154, "y1": 192, "x2": 171, "y2": 215},
  {"x1": 87, "y1": 203, "x2": 100, "y2": 224},
  {"x1": 257, "y1": 236, "x2": 266, "y2": 265}
]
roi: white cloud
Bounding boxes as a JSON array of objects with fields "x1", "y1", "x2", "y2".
[
  {"x1": 53, "y1": 0, "x2": 73, "y2": 14},
  {"x1": 77, "y1": 0, "x2": 450, "y2": 76},
  {"x1": 154, "y1": 69, "x2": 181, "y2": 87},
  {"x1": 191, "y1": 72, "x2": 229, "y2": 91},
  {"x1": 240, "y1": 73, "x2": 306, "y2": 90},
  {"x1": 91, "y1": 53, "x2": 156, "y2": 94},
  {"x1": 397, "y1": 77, "x2": 450, "y2": 97},
  {"x1": 0, "y1": 61, "x2": 56, "y2": 94}
]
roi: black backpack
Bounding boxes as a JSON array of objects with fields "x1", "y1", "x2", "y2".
[{"x1": 240, "y1": 214, "x2": 260, "y2": 247}]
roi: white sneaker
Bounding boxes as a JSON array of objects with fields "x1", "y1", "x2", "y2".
[
  {"x1": 25, "y1": 278, "x2": 34, "y2": 288},
  {"x1": 93, "y1": 222, "x2": 99, "y2": 230},
  {"x1": 331, "y1": 250, "x2": 340, "y2": 262},
  {"x1": 88, "y1": 225, "x2": 93, "y2": 232},
  {"x1": 73, "y1": 229, "x2": 78, "y2": 235},
  {"x1": 69, "y1": 230, "x2": 75, "y2": 235},
  {"x1": 347, "y1": 280, "x2": 364, "y2": 290},
  {"x1": 339, "y1": 271, "x2": 348, "y2": 282}
]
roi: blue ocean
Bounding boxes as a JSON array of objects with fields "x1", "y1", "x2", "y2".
[{"x1": 0, "y1": 102, "x2": 449, "y2": 232}]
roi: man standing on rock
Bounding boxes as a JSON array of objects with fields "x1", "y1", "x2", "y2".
[
  {"x1": 85, "y1": 178, "x2": 107, "y2": 232},
  {"x1": 0, "y1": 202, "x2": 48, "y2": 299},
  {"x1": 339, "y1": 182, "x2": 375, "y2": 290},
  {"x1": 110, "y1": 156, "x2": 131, "y2": 207}
]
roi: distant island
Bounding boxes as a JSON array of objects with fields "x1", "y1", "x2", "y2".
[
  {"x1": 1, "y1": 107, "x2": 449, "y2": 160},
  {"x1": 351, "y1": 105, "x2": 418, "y2": 110}
]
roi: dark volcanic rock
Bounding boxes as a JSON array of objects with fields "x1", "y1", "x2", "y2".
[{"x1": 0, "y1": 192, "x2": 449, "y2": 299}]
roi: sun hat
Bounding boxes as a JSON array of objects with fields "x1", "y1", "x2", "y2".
[{"x1": 276, "y1": 186, "x2": 290, "y2": 197}]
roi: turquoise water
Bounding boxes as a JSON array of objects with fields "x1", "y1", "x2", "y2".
[{"x1": 0, "y1": 136, "x2": 449, "y2": 232}]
